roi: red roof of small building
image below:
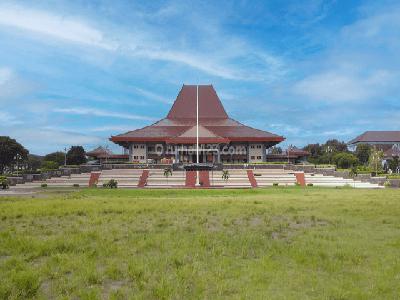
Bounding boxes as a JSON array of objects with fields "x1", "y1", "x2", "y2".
[
  {"x1": 111, "y1": 85, "x2": 284, "y2": 145},
  {"x1": 86, "y1": 146, "x2": 128, "y2": 159},
  {"x1": 348, "y1": 131, "x2": 400, "y2": 144}
]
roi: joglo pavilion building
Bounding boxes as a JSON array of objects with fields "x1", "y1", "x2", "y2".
[{"x1": 110, "y1": 85, "x2": 285, "y2": 164}]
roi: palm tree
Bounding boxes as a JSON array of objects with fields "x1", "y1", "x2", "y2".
[
  {"x1": 222, "y1": 170, "x2": 230, "y2": 183},
  {"x1": 349, "y1": 165, "x2": 358, "y2": 188},
  {"x1": 164, "y1": 168, "x2": 172, "y2": 184}
]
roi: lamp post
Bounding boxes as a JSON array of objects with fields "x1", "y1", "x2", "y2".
[
  {"x1": 64, "y1": 147, "x2": 67, "y2": 166},
  {"x1": 105, "y1": 145, "x2": 110, "y2": 164},
  {"x1": 14, "y1": 154, "x2": 21, "y2": 176},
  {"x1": 326, "y1": 145, "x2": 333, "y2": 165}
]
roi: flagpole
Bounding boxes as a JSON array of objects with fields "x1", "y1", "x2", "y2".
[
  {"x1": 196, "y1": 84, "x2": 200, "y2": 186},
  {"x1": 196, "y1": 84, "x2": 199, "y2": 164}
]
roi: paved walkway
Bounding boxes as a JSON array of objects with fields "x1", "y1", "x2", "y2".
[{"x1": 0, "y1": 187, "x2": 38, "y2": 196}]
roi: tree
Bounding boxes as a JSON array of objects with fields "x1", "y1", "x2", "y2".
[
  {"x1": 368, "y1": 148, "x2": 384, "y2": 174},
  {"x1": 164, "y1": 168, "x2": 172, "y2": 184},
  {"x1": 388, "y1": 156, "x2": 399, "y2": 173},
  {"x1": 41, "y1": 161, "x2": 59, "y2": 171},
  {"x1": 303, "y1": 144, "x2": 323, "y2": 164},
  {"x1": 355, "y1": 144, "x2": 371, "y2": 165},
  {"x1": 222, "y1": 170, "x2": 230, "y2": 182},
  {"x1": 333, "y1": 152, "x2": 359, "y2": 169},
  {"x1": 66, "y1": 146, "x2": 86, "y2": 165},
  {"x1": 0, "y1": 136, "x2": 29, "y2": 174},
  {"x1": 269, "y1": 146, "x2": 283, "y2": 154},
  {"x1": 27, "y1": 155, "x2": 43, "y2": 172},
  {"x1": 44, "y1": 151, "x2": 65, "y2": 166},
  {"x1": 325, "y1": 139, "x2": 348, "y2": 153}
]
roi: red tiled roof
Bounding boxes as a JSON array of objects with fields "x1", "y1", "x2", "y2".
[
  {"x1": 86, "y1": 146, "x2": 128, "y2": 159},
  {"x1": 167, "y1": 85, "x2": 228, "y2": 119},
  {"x1": 111, "y1": 85, "x2": 284, "y2": 145},
  {"x1": 348, "y1": 131, "x2": 400, "y2": 144},
  {"x1": 86, "y1": 146, "x2": 112, "y2": 157},
  {"x1": 384, "y1": 147, "x2": 400, "y2": 158}
]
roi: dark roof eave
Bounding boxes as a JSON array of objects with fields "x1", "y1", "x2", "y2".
[
  {"x1": 166, "y1": 137, "x2": 230, "y2": 144},
  {"x1": 110, "y1": 136, "x2": 285, "y2": 143}
]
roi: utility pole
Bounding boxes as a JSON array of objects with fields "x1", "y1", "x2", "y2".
[{"x1": 64, "y1": 147, "x2": 67, "y2": 166}]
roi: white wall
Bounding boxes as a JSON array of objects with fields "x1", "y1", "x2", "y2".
[
  {"x1": 248, "y1": 144, "x2": 264, "y2": 163},
  {"x1": 129, "y1": 143, "x2": 147, "y2": 163}
]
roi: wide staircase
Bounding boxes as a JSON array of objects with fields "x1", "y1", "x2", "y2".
[
  {"x1": 13, "y1": 173, "x2": 92, "y2": 188},
  {"x1": 13, "y1": 168, "x2": 382, "y2": 189},
  {"x1": 251, "y1": 169, "x2": 297, "y2": 187},
  {"x1": 210, "y1": 170, "x2": 252, "y2": 188},
  {"x1": 145, "y1": 169, "x2": 186, "y2": 188},
  {"x1": 97, "y1": 169, "x2": 143, "y2": 188},
  {"x1": 304, "y1": 173, "x2": 381, "y2": 188}
]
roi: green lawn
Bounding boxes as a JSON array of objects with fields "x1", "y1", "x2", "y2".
[{"x1": 1, "y1": 188, "x2": 400, "y2": 299}]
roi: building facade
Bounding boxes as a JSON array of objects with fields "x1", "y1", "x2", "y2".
[
  {"x1": 110, "y1": 85, "x2": 284, "y2": 164},
  {"x1": 348, "y1": 131, "x2": 400, "y2": 151}
]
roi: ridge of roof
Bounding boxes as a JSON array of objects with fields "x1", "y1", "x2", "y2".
[
  {"x1": 166, "y1": 85, "x2": 228, "y2": 119},
  {"x1": 348, "y1": 131, "x2": 400, "y2": 144}
]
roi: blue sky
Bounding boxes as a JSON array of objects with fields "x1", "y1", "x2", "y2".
[{"x1": 1, "y1": 0, "x2": 399, "y2": 155}]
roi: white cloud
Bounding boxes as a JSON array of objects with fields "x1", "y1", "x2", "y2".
[
  {"x1": 53, "y1": 107, "x2": 157, "y2": 121},
  {"x1": 133, "y1": 87, "x2": 171, "y2": 104},
  {"x1": 0, "y1": 3, "x2": 286, "y2": 82},
  {"x1": 88, "y1": 125, "x2": 136, "y2": 132},
  {"x1": 0, "y1": 67, "x2": 13, "y2": 85},
  {"x1": 293, "y1": 70, "x2": 394, "y2": 102},
  {"x1": 0, "y1": 4, "x2": 117, "y2": 50},
  {"x1": 0, "y1": 111, "x2": 22, "y2": 125},
  {"x1": 292, "y1": 3, "x2": 400, "y2": 103},
  {"x1": 0, "y1": 127, "x2": 104, "y2": 154}
]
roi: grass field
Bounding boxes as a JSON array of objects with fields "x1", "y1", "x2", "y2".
[{"x1": 1, "y1": 187, "x2": 400, "y2": 299}]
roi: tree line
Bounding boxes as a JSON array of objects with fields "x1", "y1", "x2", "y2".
[
  {"x1": 302, "y1": 139, "x2": 399, "y2": 173},
  {"x1": 0, "y1": 136, "x2": 87, "y2": 175}
]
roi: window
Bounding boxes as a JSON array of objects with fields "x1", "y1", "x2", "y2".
[
  {"x1": 133, "y1": 145, "x2": 138, "y2": 149},
  {"x1": 251, "y1": 156, "x2": 255, "y2": 159},
  {"x1": 257, "y1": 156, "x2": 262, "y2": 159},
  {"x1": 140, "y1": 156, "x2": 144, "y2": 159},
  {"x1": 257, "y1": 145, "x2": 262, "y2": 149},
  {"x1": 133, "y1": 156, "x2": 138, "y2": 159},
  {"x1": 140, "y1": 145, "x2": 145, "y2": 149},
  {"x1": 148, "y1": 146, "x2": 154, "y2": 152},
  {"x1": 250, "y1": 145, "x2": 255, "y2": 149}
]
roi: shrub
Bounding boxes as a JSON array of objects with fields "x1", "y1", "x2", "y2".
[
  {"x1": 273, "y1": 183, "x2": 279, "y2": 186},
  {"x1": 307, "y1": 183, "x2": 314, "y2": 187},
  {"x1": 103, "y1": 179, "x2": 118, "y2": 189},
  {"x1": 41, "y1": 183, "x2": 47, "y2": 188},
  {"x1": 0, "y1": 176, "x2": 9, "y2": 190},
  {"x1": 73, "y1": 184, "x2": 80, "y2": 188},
  {"x1": 333, "y1": 152, "x2": 359, "y2": 169},
  {"x1": 384, "y1": 180, "x2": 391, "y2": 188},
  {"x1": 41, "y1": 160, "x2": 59, "y2": 171},
  {"x1": 349, "y1": 166, "x2": 358, "y2": 178}
]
